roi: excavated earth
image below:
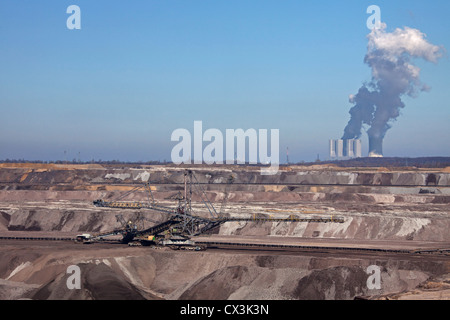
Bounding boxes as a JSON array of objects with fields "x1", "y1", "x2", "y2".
[{"x1": 0, "y1": 162, "x2": 449, "y2": 300}]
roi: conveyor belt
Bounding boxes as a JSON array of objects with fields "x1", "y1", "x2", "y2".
[
  {"x1": 0, "y1": 236, "x2": 449, "y2": 256},
  {"x1": 219, "y1": 216, "x2": 345, "y2": 223},
  {"x1": 0, "y1": 236, "x2": 74, "y2": 241},
  {"x1": 195, "y1": 241, "x2": 450, "y2": 255},
  {"x1": 93, "y1": 201, "x2": 345, "y2": 224}
]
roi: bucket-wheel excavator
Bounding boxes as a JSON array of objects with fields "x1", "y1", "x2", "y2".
[{"x1": 80, "y1": 170, "x2": 344, "y2": 250}]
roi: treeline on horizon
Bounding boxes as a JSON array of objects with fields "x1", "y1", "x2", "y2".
[
  {"x1": 319, "y1": 157, "x2": 450, "y2": 168},
  {"x1": 1, "y1": 157, "x2": 450, "y2": 168}
]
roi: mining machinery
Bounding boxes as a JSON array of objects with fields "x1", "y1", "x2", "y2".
[{"x1": 86, "y1": 170, "x2": 344, "y2": 249}]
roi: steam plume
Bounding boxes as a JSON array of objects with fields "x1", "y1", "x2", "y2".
[{"x1": 342, "y1": 23, "x2": 443, "y2": 157}]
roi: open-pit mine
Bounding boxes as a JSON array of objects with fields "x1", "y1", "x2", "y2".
[{"x1": 0, "y1": 162, "x2": 449, "y2": 300}]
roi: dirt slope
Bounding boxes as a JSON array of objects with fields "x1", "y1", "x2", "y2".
[{"x1": 31, "y1": 262, "x2": 149, "y2": 300}]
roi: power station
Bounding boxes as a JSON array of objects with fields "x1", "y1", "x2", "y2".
[{"x1": 329, "y1": 139, "x2": 362, "y2": 159}]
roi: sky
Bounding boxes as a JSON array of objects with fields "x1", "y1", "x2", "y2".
[{"x1": 0, "y1": 0, "x2": 449, "y2": 163}]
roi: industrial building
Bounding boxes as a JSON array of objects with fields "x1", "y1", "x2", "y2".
[{"x1": 329, "y1": 139, "x2": 362, "y2": 159}]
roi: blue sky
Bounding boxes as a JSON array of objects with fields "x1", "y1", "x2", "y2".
[{"x1": 0, "y1": 0, "x2": 449, "y2": 163}]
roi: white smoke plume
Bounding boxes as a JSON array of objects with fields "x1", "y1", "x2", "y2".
[{"x1": 342, "y1": 23, "x2": 443, "y2": 156}]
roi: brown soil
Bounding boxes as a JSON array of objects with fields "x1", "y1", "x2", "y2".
[
  {"x1": 0, "y1": 240, "x2": 448, "y2": 300},
  {"x1": 0, "y1": 163, "x2": 449, "y2": 300},
  {"x1": 31, "y1": 262, "x2": 149, "y2": 300}
]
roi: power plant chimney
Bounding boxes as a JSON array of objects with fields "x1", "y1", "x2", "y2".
[
  {"x1": 329, "y1": 139, "x2": 362, "y2": 159},
  {"x1": 329, "y1": 140, "x2": 336, "y2": 158}
]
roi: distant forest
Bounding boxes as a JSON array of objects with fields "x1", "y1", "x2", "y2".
[
  {"x1": 1, "y1": 157, "x2": 450, "y2": 168},
  {"x1": 309, "y1": 157, "x2": 450, "y2": 168}
]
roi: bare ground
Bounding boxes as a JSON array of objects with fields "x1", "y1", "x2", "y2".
[{"x1": 0, "y1": 163, "x2": 449, "y2": 300}]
